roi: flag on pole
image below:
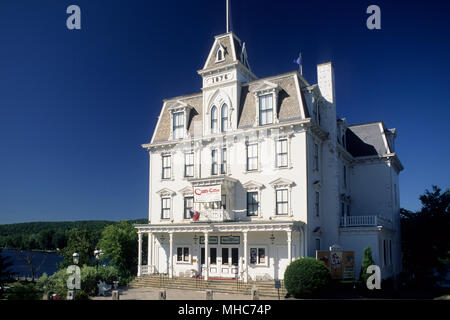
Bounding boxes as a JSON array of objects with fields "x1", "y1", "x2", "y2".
[
  {"x1": 294, "y1": 56, "x2": 301, "y2": 65},
  {"x1": 190, "y1": 210, "x2": 200, "y2": 222}
]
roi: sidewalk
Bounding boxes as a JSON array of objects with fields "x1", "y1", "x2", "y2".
[{"x1": 91, "y1": 286, "x2": 281, "y2": 300}]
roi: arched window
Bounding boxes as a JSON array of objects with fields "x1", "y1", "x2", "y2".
[
  {"x1": 221, "y1": 104, "x2": 228, "y2": 132},
  {"x1": 217, "y1": 50, "x2": 223, "y2": 61},
  {"x1": 211, "y1": 106, "x2": 218, "y2": 133}
]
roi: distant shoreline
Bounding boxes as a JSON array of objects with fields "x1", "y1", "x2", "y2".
[{"x1": 1, "y1": 248, "x2": 59, "y2": 254}]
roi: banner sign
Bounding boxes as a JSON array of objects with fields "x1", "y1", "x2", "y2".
[
  {"x1": 194, "y1": 185, "x2": 221, "y2": 203},
  {"x1": 343, "y1": 251, "x2": 355, "y2": 280},
  {"x1": 199, "y1": 236, "x2": 218, "y2": 245},
  {"x1": 220, "y1": 236, "x2": 240, "y2": 245},
  {"x1": 316, "y1": 249, "x2": 354, "y2": 280}
]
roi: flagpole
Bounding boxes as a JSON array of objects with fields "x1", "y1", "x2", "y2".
[
  {"x1": 226, "y1": 0, "x2": 229, "y2": 33},
  {"x1": 299, "y1": 52, "x2": 303, "y2": 76}
]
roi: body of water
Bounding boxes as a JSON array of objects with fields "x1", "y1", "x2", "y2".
[{"x1": 1, "y1": 249, "x2": 63, "y2": 278}]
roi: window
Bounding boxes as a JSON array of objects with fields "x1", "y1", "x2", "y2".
[
  {"x1": 314, "y1": 144, "x2": 319, "y2": 171},
  {"x1": 221, "y1": 148, "x2": 227, "y2": 174},
  {"x1": 315, "y1": 238, "x2": 321, "y2": 251},
  {"x1": 343, "y1": 165, "x2": 347, "y2": 188},
  {"x1": 246, "y1": 143, "x2": 258, "y2": 171},
  {"x1": 389, "y1": 240, "x2": 392, "y2": 265},
  {"x1": 346, "y1": 204, "x2": 350, "y2": 216},
  {"x1": 177, "y1": 247, "x2": 190, "y2": 262},
  {"x1": 161, "y1": 197, "x2": 170, "y2": 219},
  {"x1": 250, "y1": 247, "x2": 266, "y2": 265},
  {"x1": 247, "y1": 191, "x2": 258, "y2": 216},
  {"x1": 184, "y1": 152, "x2": 194, "y2": 178},
  {"x1": 394, "y1": 184, "x2": 397, "y2": 206},
  {"x1": 276, "y1": 139, "x2": 288, "y2": 168},
  {"x1": 221, "y1": 194, "x2": 226, "y2": 209},
  {"x1": 184, "y1": 196, "x2": 193, "y2": 219},
  {"x1": 221, "y1": 104, "x2": 228, "y2": 132},
  {"x1": 172, "y1": 112, "x2": 184, "y2": 139},
  {"x1": 211, "y1": 149, "x2": 218, "y2": 175},
  {"x1": 276, "y1": 189, "x2": 288, "y2": 215},
  {"x1": 383, "y1": 240, "x2": 387, "y2": 266},
  {"x1": 315, "y1": 192, "x2": 320, "y2": 217},
  {"x1": 162, "y1": 155, "x2": 171, "y2": 179},
  {"x1": 341, "y1": 202, "x2": 345, "y2": 217},
  {"x1": 259, "y1": 94, "x2": 273, "y2": 125},
  {"x1": 211, "y1": 106, "x2": 218, "y2": 134},
  {"x1": 210, "y1": 248, "x2": 217, "y2": 265},
  {"x1": 217, "y1": 50, "x2": 223, "y2": 61}
]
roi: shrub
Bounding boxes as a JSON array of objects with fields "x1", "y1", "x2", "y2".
[
  {"x1": 5, "y1": 282, "x2": 41, "y2": 300},
  {"x1": 359, "y1": 246, "x2": 375, "y2": 285},
  {"x1": 284, "y1": 257, "x2": 331, "y2": 298},
  {"x1": 36, "y1": 265, "x2": 118, "y2": 299}
]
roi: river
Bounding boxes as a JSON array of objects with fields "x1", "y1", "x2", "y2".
[{"x1": 1, "y1": 249, "x2": 63, "y2": 279}]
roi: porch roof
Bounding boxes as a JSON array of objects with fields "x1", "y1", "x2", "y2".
[{"x1": 134, "y1": 220, "x2": 304, "y2": 233}]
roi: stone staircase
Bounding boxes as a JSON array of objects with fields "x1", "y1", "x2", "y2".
[{"x1": 129, "y1": 275, "x2": 287, "y2": 298}]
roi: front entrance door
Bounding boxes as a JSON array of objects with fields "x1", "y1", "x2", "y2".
[
  {"x1": 201, "y1": 246, "x2": 239, "y2": 278},
  {"x1": 158, "y1": 245, "x2": 168, "y2": 274},
  {"x1": 220, "y1": 247, "x2": 239, "y2": 278}
]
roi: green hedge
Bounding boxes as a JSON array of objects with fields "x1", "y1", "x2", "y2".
[
  {"x1": 284, "y1": 257, "x2": 331, "y2": 298},
  {"x1": 36, "y1": 265, "x2": 119, "y2": 299}
]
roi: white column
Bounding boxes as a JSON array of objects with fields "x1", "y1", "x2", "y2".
[
  {"x1": 137, "y1": 232, "x2": 142, "y2": 276},
  {"x1": 243, "y1": 231, "x2": 248, "y2": 283},
  {"x1": 204, "y1": 232, "x2": 209, "y2": 281},
  {"x1": 148, "y1": 232, "x2": 152, "y2": 273},
  {"x1": 169, "y1": 232, "x2": 173, "y2": 278},
  {"x1": 287, "y1": 230, "x2": 292, "y2": 263}
]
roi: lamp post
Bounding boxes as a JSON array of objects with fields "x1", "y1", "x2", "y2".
[
  {"x1": 94, "y1": 249, "x2": 102, "y2": 271},
  {"x1": 72, "y1": 252, "x2": 79, "y2": 265}
]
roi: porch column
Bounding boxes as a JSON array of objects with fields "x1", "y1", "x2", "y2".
[
  {"x1": 147, "y1": 232, "x2": 152, "y2": 273},
  {"x1": 204, "y1": 231, "x2": 209, "y2": 281},
  {"x1": 243, "y1": 231, "x2": 248, "y2": 283},
  {"x1": 137, "y1": 232, "x2": 142, "y2": 276},
  {"x1": 287, "y1": 230, "x2": 292, "y2": 263},
  {"x1": 169, "y1": 232, "x2": 173, "y2": 278}
]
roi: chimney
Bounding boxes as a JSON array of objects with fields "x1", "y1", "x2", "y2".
[{"x1": 317, "y1": 62, "x2": 335, "y2": 104}]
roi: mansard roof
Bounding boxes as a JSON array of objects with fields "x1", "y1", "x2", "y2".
[
  {"x1": 238, "y1": 72, "x2": 306, "y2": 128},
  {"x1": 151, "y1": 93, "x2": 203, "y2": 143},
  {"x1": 201, "y1": 32, "x2": 249, "y2": 72},
  {"x1": 346, "y1": 121, "x2": 392, "y2": 157},
  {"x1": 150, "y1": 71, "x2": 308, "y2": 144}
]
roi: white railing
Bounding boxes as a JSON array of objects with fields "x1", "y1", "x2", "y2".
[
  {"x1": 140, "y1": 265, "x2": 157, "y2": 275},
  {"x1": 340, "y1": 215, "x2": 392, "y2": 228},
  {"x1": 198, "y1": 209, "x2": 234, "y2": 222}
]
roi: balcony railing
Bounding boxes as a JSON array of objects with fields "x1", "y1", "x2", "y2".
[
  {"x1": 340, "y1": 215, "x2": 392, "y2": 228},
  {"x1": 198, "y1": 209, "x2": 234, "y2": 222}
]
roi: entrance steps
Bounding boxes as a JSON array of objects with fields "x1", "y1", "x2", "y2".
[{"x1": 129, "y1": 275, "x2": 287, "y2": 298}]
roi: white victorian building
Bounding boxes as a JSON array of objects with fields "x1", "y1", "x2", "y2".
[{"x1": 135, "y1": 28, "x2": 403, "y2": 282}]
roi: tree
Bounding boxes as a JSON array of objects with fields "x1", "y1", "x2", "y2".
[
  {"x1": 60, "y1": 229, "x2": 95, "y2": 268},
  {"x1": 360, "y1": 246, "x2": 375, "y2": 285},
  {"x1": 97, "y1": 221, "x2": 138, "y2": 278},
  {"x1": 401, "y1": 185, "x2": 450, "y2": 287},
  {"x1": 0, "y1": 249, "x2": 14, "y2": 298}
]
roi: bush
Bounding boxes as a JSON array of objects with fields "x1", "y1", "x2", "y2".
[
  {"x1": 36, "y1": 265, "x2": 118, "y2": 299},
  {"x1": 5, "y1": 282, "x2": 41, "y2": 300},
  {"x1": 284, "y1": 257, "x2": 331, "y2": 298}
]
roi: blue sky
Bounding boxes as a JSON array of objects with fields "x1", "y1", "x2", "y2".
[{"x1": 0, "y1": 0, "x2": 449, "y2": 224}]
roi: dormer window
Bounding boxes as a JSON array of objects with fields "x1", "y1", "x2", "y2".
[
  {"x1": 172, "y1": 112, "x2": 184, "y2": 139},
  {"x1": 259, "y1": 94, "x2": 273, "y2": 125},
  {"x1": 221, "y1": 104, "x2": 228, "y2": 132},
  {"x1": 211, "y1": 106, "x2": 218, "y2": 133},
  {"x1": 215, "y1": 44, "x2": 225, "y2": 63}
]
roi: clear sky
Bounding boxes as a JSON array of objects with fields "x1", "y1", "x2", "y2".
[{"x1": 0, "y1": 0, "x2": 449, "y2": 224}]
